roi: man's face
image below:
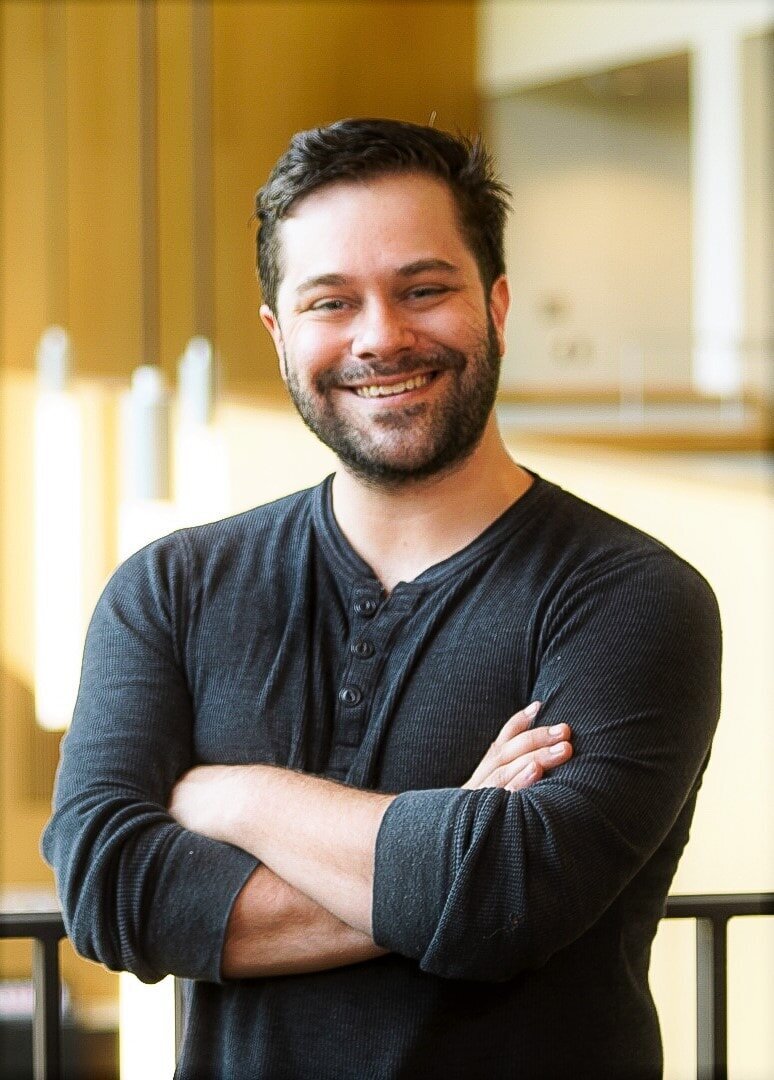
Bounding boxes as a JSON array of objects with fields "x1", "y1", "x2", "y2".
[{"x1": 260, "y1": 172, "x2": 509, "y2": 486}]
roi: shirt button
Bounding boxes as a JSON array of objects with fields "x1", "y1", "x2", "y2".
[
  {"x1": 354, "y1": 598, "x2": 378, "y2": 617},
  {"x1": 351, "y1": 640, "x2": 375, "y2": 659},
  {"x1": 338, "y1": 686, "x2": 363, "y2": 707}
]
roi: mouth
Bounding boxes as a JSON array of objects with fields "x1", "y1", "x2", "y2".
[{"x1": 351, "y1": 372, "x2": 438, "y2": 399}]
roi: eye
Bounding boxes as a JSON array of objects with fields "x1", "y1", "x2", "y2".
[
  {"x1": 309, "y1": 298, "x2": 349, "y2": 313},
  {"x1": 405, "y1": 285, "x2": 451, "y2": 302}
]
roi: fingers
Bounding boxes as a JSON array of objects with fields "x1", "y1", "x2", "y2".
[
  {"x1": 484, "y1": 737, "x2": 573, "y2": 791},
  {"x1": 504, "y1": 739, "x2": 573, "y2": 791},
  {"x1": 491, "y1": 700, "x2": 541, "y2": 747},
  {"x1": 464, "y1": 701, "x2": 573, "y2": 791},
  {"x1": 495, "y1": 720, "x2": 571, "y2": 767},
  {"x1": 463, "y1": 701, "x2": 542, "y2": 789},
  {"x1": 504, "y1": 758, "x2": 544, "y2": 792}
]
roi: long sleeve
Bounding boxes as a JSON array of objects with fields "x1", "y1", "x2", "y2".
[
  {"x1": 371, "y1": 551, "x2": 721, "y2": 981},
  {"x1": 41, "y1": 534, "x2": 258, "y2": 984}
]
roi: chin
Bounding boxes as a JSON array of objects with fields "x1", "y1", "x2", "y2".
[{"x1": 337, "y1": 435, "x2": 485, "y2": 490}]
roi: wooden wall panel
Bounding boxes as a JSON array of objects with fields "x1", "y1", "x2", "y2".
[
  {"x1": 157, "y1": 2, "x2": 196, "y2": 377},
  {"x1": 64, "y1": 1, "x2": 143, "y2": 378},
  {"x1": 0, "y1": 0, "x2": 477, "y2": 1009},
  {"x1": 1, "y1": 3, "x2": 48, "y2": 370}
]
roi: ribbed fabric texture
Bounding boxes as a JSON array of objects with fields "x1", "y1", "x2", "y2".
[{"x1": 42, "y1": 473, "x2": 721, "y2": 1079}]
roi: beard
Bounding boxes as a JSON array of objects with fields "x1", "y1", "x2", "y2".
[{"x1": 284, "y1": 318, "x2": 501, "y2": 489}]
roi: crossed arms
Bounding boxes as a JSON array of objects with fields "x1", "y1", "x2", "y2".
[
  {"x1": 168, "y1": 703, "x2": 572, "y2": 978},
  {"x1": 41, "y1": 532, "x2": 721, "y2": 985}
]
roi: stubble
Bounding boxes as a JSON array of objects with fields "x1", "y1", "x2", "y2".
[{"x1": 284, "y1": 319, "x2": 502, "y2": 489}]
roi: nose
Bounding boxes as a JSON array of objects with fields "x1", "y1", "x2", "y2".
[{"x1": 351, "y1": 299, "x2": 416, "y2": 359}]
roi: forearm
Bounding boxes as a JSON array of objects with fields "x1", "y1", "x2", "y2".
[
  {"x1": 170, "y1": 765, "x2": 396, "y2": 935},
  {"x1": 222, "y1": 865, "x2": 388, "y2": 978},
  {"x1": 171, "y1": 706, "x2": 570, "y2": 947}
]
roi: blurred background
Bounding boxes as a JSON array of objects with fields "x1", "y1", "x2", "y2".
[{"x1": 1, "y1": 1, "x2": 771, "y2": 1077}]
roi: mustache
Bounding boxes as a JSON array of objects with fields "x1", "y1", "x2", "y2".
[{"x1": 316, "y1": 348, "x2": 466, "y2": 392}]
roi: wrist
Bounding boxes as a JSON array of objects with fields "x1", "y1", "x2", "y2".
[{"x1": 169, "y1": 763, "x2": 262, "y2": 843}]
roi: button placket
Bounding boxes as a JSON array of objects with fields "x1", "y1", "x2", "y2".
[
  {"x1": 331, "y1": 586, "x2": 382, "y2": 750},
  {"x1": 330, "y1": 586, "x2": 419, "y2": 766}
]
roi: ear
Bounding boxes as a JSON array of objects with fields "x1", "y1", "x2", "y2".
[
  {"x1": 260, "y1": 304, "x2": 287, "y2": 383},
  {"x1": 488, "y1": 276, "x2": 510, "y2": 357}
]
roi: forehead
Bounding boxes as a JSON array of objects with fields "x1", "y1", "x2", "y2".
[{"x1": 275, "y1": 173, "x2": 476, "y2": 297}]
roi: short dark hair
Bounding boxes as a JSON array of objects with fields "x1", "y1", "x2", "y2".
[{"x1": 255, "y1": 117, "x2": 511, "y2": 312}]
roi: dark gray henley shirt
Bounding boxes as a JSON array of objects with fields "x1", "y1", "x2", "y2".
[{"x1": 42, "y1": 473, "x2": 722, "y2": 1079}]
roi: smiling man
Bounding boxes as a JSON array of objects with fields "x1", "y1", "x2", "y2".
[
  {"x1": 44, "y1": 119, "x2": 721, "y2": 1079},
  {"x1": 261, "y1": 174, "x2": 507, "y2": 491}
]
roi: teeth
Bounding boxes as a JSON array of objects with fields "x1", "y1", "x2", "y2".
[{"x1": 354, "y1": 373, "x2": 432, "y2": 398}]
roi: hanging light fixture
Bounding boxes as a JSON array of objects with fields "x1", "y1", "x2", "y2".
[
  {"x1": 175, "y1": 336, "x2": 230, "y2": 526},
  {"x1": 33, "y1": 327, "x2": 84, "y2": 731},
  {"x1": 117, "y1": 365, "x2": 178, "y2": 561}
]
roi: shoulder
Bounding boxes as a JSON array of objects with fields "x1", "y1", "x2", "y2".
[
  {"x1": 530, "y1": 479, "x2": 720, "y2": 633},
  {"x1": 525, "y1": 483, "x2": 722, "y2": 733},
  {"x1": 102, "y1": 482, "x2": 322, "y2": 615},
  {"x1": 180, "y1": 482, "x2": 319, "y2": 564},
  {"x1": 531, "y1": 483, "x2": 716, "y2": 643},
  {"x1": 538, "y1": 479, "x2": 712, "y2": 580}
]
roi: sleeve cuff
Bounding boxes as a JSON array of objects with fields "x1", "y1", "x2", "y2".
[
  {"x1": 145, "y1": 831, "x2": 260, "y2": 983},
  {"x1": 371, "y1": 787, "x2": 469, "y2": 959}
]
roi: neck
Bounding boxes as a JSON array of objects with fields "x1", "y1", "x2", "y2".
[{"x1": 330, "y1": 417, "x2": 532, "y2": 592}]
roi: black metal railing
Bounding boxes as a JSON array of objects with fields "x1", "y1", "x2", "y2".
[
  {"x1": 0, "y1": 909, "x2": 66, "y2": 1080},
  {"x1": 2, "y1": 894, "x2": 773, "y2": 1079},
  {"x1": 663, "y1": 892, "x2": 774, "y2": 1080}
]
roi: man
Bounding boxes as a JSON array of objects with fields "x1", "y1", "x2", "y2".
[{"x1": 43, "y1": 119, "x2": 721, "y2": 1079}]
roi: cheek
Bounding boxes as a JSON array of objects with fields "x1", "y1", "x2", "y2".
[
  {"x1": 419, "y1": 299, "x2": 487, "y2": 342},
  {"x1": 285, "y1": 325, "x2": 347, "y2": 377}
]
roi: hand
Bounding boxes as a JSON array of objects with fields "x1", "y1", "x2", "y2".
[{"x1": 463, "y1": 702, "x2": 572, "y2": 792}]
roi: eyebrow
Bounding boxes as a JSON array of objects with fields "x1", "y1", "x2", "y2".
[
  {"x1": 395, "y1": 259, "x2": 461, "y2": 278},
  {"x1": 294, "y1": 259, "x2": 461, "y2": 296},
  {"x1": 295, "y1": 273, "x2": 349, "y2": 296}
]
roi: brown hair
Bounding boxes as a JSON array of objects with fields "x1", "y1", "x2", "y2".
[{"x1": 255, "y1": 117, "x2": 511, "y2": 311}]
